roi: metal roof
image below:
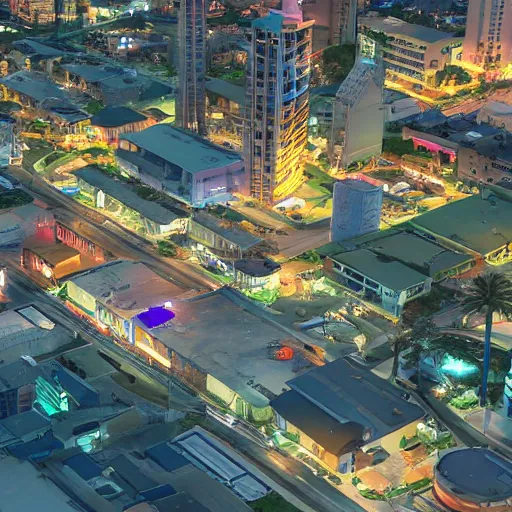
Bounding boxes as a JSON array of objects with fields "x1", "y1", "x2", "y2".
[
  {"x1": 330, "y1": 248, "x2": 428, "y2": 291},
  {"x1": 411, "y1": 194, "x2": 512, "y2": 256},
  {"x1": 120, "y1": 124, "x2": 242, "y2": 174},
  {"x1": 359, "y1": 16, "x2": 459, "y2": 44},
  {"x1": 74, "y1": 166, "x2": 180, "y2": 225},
  {"x1": 287, "y1": 357, "x2": 424, "y2": 442},
  {"x1": 91, "y1": 106, "x2": 148, "y2": 128},
  {"x1": 205, "y1": 77, "x2": 246, "y2": 106}
]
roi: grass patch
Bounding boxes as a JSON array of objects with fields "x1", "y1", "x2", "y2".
[{"x1": 250, "y1": 491, "x2": 300, "y2": 512}]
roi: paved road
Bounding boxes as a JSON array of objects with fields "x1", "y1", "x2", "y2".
[{"x1": 7, "y1": 165, "x2": 215, "y2": 291}]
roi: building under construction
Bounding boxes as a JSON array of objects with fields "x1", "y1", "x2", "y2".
[
  {"x1": 329, "y1": 35, "x2": 385, "y2": 169},
  {"x1": 175, "y1": 0, "x2": 207, "y2": 135},
  {"x1": 244, "y1": 0, "x2": 314, "y2": 204},
  {"x1": 9, "y1": 0, "x2": 76, "y2": 25}
]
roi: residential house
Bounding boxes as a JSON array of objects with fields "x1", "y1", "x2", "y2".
[{"x1": 271, "y1": 357, "x2": 424, "y2": 473}]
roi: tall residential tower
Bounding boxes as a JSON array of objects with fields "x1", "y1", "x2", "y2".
[
  {"x1": 175, "y1": 0, "x2": 207, "y2": 135},
  {"x1": 244, "y1": 1, "x2": 314, "y2": 204},
  {"x1": 463, "y1": 0, "x2": 512, "y2": 68}
]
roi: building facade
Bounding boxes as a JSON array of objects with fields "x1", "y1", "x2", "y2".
[
  {"x1": 463, "y1": 0, "x2": 512, "y2": 69},
  {"x1": 330, "y1": 179, "x2": 383, "y2": 242},
  {"x1": 302, "y1": 0, "x2": 357, "y2": 51},
  {"x1": 330, "y1": 35, "x2": 385, "y2": 169},
  {"x1": 175, "y1": 0, "x2": 207, "y2": 135},
  {"x1": 244, "y1": 7, "x2": 314, "y2": 204},
  {"x1": 9, "y1": 0, "x2": 76, "y2": 25},
  {"x1": 359, "y1": 17, "x2": 462, "y2": 91}
]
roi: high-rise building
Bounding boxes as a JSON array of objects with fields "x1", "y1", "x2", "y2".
[
  {"x1": 329, "y1": 35, "x2": 385, "y2": 169},
  {"x1": 463, "y1": 0, "x2": 512, "y2": 69},
  {"x1": 302, "y1": 0, "x2": 357, "y2": 51},
  {"x1": 175, "y1": 0, "x2": 207, "y2": 135},
  {"x1": 244, "y1": 0, "x2": 314, "y2": 204}
]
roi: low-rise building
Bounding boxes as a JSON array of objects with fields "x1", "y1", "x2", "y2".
[
  {"x1": 271, "y1": 357, "x2": 424, "y2": 473},
  {"x1": 477, "y1": 101, "x2": 512, "y2": 133},
  {"x1": 233, "y1": 259, "x2": 281, "y2": 292},
  {"x1": 21, "y1": 236, "x2": 99, "y2": 287},
  {"x1": 325, "y1": 247, "x2": 432, "y2": 316},
  {"x1": 90, "y1": 106, "x2": 155, "y2": 147},
  {"x1": 64, "y1": 260, "x2": 185, "y2": 342},
  {"x1": 410, "y1": 192, "x2": 512, "y2": 264},
  {"x1": 60, "y1": 64, "x2": 173, "y2": 107},
  {"x1": 402, "y1": 114, "x2": 501, "y2": 167},
  {"x1": 117, "y1": 124, "x2": 247, "y2": 206},
  {"x1": 188, "y1": 211, "x2": 264, "y2": 263},
  {"x1": 434, "y1": 448, "x2": 512, "y2": 512},
  {"x1": 131, "y1": 288, "x2": 314, "y2": 422},
  {"x1": 74, "y1": 167, "x2": 188, "y2": 237},
  {"x1": 0, "y1": 71, "x2": 90, "y2": 136},
  {"x1": 358, "y1": 16, "x2": 462, "y2": 91}
]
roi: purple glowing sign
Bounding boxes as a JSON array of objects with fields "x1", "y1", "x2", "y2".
[{"x1": 137, "y1": 307, "x2": 175, "y2": 328}]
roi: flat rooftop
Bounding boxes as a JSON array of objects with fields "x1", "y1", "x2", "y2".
[
  {"x1": 0, "y1": 456, "x2": 82, "y2": 512},
  {"x1": 359, "y1": 16, "x2": 459, "y2": 44},
  {"x1": 436, "y1": 448, "x2": 512, "y2": 502},
  {"x1": 121, "y1": 124, "x2": 242, "y2": 174},
  {"x1": 330, "y1": 248, "x2": 428, "y2": 291},
  {"x1": 143, "y1": 289, "x2": 309, "y2": 408},
  {"x1": 337, "y1": 178, "x2": 381, "y2": 192},
  {"x1": 67, "y1": 260, "x2": 184, "y2": 319},
  {"x1": 411, "y1": 194, "x2": 512, "y2": 255},
  {"x1": 364, "y1": 231, "x2": 473, "y2": 278},
  {"x1": 74, "y1": 166, "x2": 180, "y2": 225},
  {"x1": 287, "y1": 357, "x2": 424, "y2": 442},
  {"x1": 23, "y1": 237, "x2": 80, "y2": 265},
  {"x1": 191, "y1": 212, "x2": 262, "y2": 251}
]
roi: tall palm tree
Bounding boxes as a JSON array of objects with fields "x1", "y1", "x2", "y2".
[{"x1": 463, "y1": 272, "x2": 512, "y2": 407}]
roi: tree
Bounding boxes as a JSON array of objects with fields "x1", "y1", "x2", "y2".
[{"x1": 463, "y1": 272, "x2": 512, "y2": 406}]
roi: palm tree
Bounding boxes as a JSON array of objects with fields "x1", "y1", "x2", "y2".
[{"x1": 463, "y1": 272, "x2": 512, "y2": 407}]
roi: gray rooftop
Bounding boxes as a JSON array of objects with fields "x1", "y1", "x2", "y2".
[
  {"x1": 191, "y1": 212, "x2": 262, "y2": 251},
  {"x1": 359, "y1": 16, "x2": 459, "y2": 44},
  {"x1": 143, "y1": 288, "x2": 308, "y2": 408},
  {"x1": 0, "y1": 409, "x2": 51, "y2": 439},
  {"x1": 436, "y1": 448, "x2": 512, "y2": 502},
  {"x1": 287, "y1": 357, "x2": 424, "y2": 442},
  {"x1": 74, "y1": 166, "x2": 180, "y2": 225},
  {"x1": 62, "y1": 63, "x2": 124, "y2": 83},
  {"x1": 331, "y1": 248, "x2": 428, "y2": 291},
  {"x1": 12, "y1": 39, "x2": 64, "y2": 58},
  {"x1": 0, "y1": 71, "x2": 67, "y2": 103},
  {"x1": 0, "y1": 359, "x2": 44, "y2": 393},
  {"x1": 121, "y1": 124, "x2": 242, "y2": 173},
  {"x1": 364, "y1": 231, "x2": 473, "y2": 278},
  {"x1": 67, "y1": 260, "x2": 184, "y2": 319},
  {"x1": 411, "y1": 194, "x2": 512, "y2": 255},
  {"x1": 206, "y1": 77, "x2": 246, "y2": 107}
]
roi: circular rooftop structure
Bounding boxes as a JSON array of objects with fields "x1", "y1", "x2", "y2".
[{"x1": 434, "y1": 448, "x2": 512, "y2": 511}]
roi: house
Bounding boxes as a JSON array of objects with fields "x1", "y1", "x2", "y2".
[
  {"x1": 64, "y1": 260, "x2": 185, "y2": 342},
  {"x1": 74, "y1": 167, "x2": 188, "y2": 237},
  {"x1": 188, "y1": 211, "x2": 264, "y2": 266},
  {"x1": 410, "y1": 192, "x2": 512, "y2": 265},
  {"x1": 233, "y1": 259, "x2": 281, "y2": 291},
  {"x1": 325, "y1": 248, "x2": 432, "y2": 317},
  {"x1": 116, "y1": 124, "x2": 247, "y2": 206},
  {"x1": 271, "y1": 357, "x2": 424, "y2": 473},
  {"x1": 9, "y1": 39, "x2": 64, "y2": 75},
  {"x1": 90, "y1": 106, "x2": 155, "y2": 147}
]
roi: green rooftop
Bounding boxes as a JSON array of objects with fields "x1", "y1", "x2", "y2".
[{"x1": 410, "y1": 194, "x2": 512, "y2": 256}]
